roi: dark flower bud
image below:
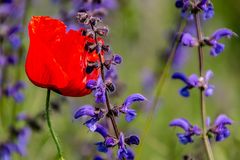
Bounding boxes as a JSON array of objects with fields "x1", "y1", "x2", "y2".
[
  {"x1": 102, "y1": 45, "x2": 110, "y2": 52},
  {"x1": 113, "y1": 54, "x2": 122, "y2": 64},
  {"x1": 125, "y1": 135, "x2": 140, "y2": 145},
  {"x1": 27, "y1": 119, "x2": 42, "y2": 132},
  {"x1": 175, "y1": 0, "x2": 184, "y2": 8},
  {"x1": 86, "y1": 61, "x2": 99, "y2": 74},
  {"x1": 81, "y1": 29, "x2": 87, "y2": 36},
  {"x1": 105, "y1": 80, "x2": 115, "y2": 93}
]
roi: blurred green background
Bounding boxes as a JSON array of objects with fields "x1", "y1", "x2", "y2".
[{"x1": 2, "y1": 0, "x2": 240, "y2": 159}]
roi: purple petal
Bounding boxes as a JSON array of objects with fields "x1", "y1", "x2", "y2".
[
  {"x1": 210, "y1": 28, "x2": 236, "y2": 41},
  {"x1": 105, "y1": 137, "x2": 117, "y2": 147},
  {"x1": 179, "y1": 86, "x2": 190, "y2": 97},
  {"x1": 192, "y1": 125, "x2": 202, "y2": 135},
  {"x1": 181, "y1": 33, "x2": 198, "y2": 47},
  {"x1": 172, "y1": 72, "x2": 189, "y2": 85},
  {"x1": 16, "y1": 127, "x2": 31, "y2": 156},
  {"x1": 95, "y1": 124, "x2": 109, "y2": 138},
  {"x1": 86, "y1": 80, "x2": 97, "y2": 89},
  {"x1": 122, "y1": 93, "x2": 147, "y2": 109},
  {"x1": 74, "y1": 105, "x2": 95, "y2": 119},
  {"x1": 113, "y1": 54, "x2": 122, "y2": 64},
  {"x1": 125, "y1": 109, "x2": 137, "y2": 122},
  {"x1": 118, "y1": 132, "x2": 125, "y2": 148},
  {"x1": 95, "y1": 142, "x2": 108, "y2": 153},
  {"x1": 206, "y1": 117, "x2": 211, "y2": 127},
  {"x1": 177, "y1": 133, "x2": 193, "y2": 144},
  {"x1": 202, "y1": 3, "x2": 214, "y2": 20},
  {"x1": 169, "y1": 118, "x2": 191, "y2": 131},
  {"x1": 188, "y1": 74, "x2": 199, "y2": 86},
  {"x1": 117, "y1": 148, "x2": 134, "y2": 160},
  {"x1": 125, "y1": 135, "x2": 140, "y2": 145},
  {"x1": 210, "y1": 42, "x2": 225, "y2": 56},
  {"x1": 205, "y1": 70, "x2": 213, "y2": 81},
  {"x1": 198, "y1": 0, "x2": 208, "y2": 6},
  {"x1": 214, "y1": 114, "x2": 233, "y2": 127},
  {"x1": 85, "y1": 118, "x2": 98, "y2": 131},
  {"x1": 205, "y1": 84, "x2": 215, "y2": 97}
]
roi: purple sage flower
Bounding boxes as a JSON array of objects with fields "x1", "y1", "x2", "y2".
[
  {"x1": 74, "y1": 105, "x2": 105, "y2": 131},
  {"x1": 117, "y1": 133, "x2": 135, "y2": 160},
  {"x1": 207, "y1": 114, "x2": 233, "y2": 142},
  {"x1": 181, "y1": 33, "x2": 199, "y2": 47},
  {"x1": 86, "y1": 77, "x2": 106, "y2": 103},
  {"x1": 119, "y1": 93, "x2": 147, "y2": 122},
  {"x1": 207, "y1": 28, "x2": 236, "y2": 56},
  {"x1": 15, "y1": 127, "x2": 31, "y2": 156},
  {"x1": 169, "y1": 118, "x2": 201, "y2": 144},
  {"x1": 0, "y1": 143, "x2": 17, "y2": 160},
  {"x1": 3, "y1": 81, "x2": 26, "y2": 103},
  {"x1": 175, "y1": 0, "x2": 214, "y2": 20},
  {"x1": 172, "y1": 70, "x2": 214, "y2": 97}
]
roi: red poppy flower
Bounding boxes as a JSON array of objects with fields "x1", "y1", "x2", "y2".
[{"x1": 25, "y1": 16, "x2": 103, "y2": 97}]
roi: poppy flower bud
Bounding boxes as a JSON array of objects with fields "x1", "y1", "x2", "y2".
[{"x1": 25, "y1": 16, "x2": 104, "y2": 97}]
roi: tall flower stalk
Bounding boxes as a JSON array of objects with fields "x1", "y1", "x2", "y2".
[
  {"x1": 73, "y1": 11, "x2": 147, "y2": 159},
  {"x1": 193, "y1": 7, "x2": 214, "y2": 160},
  {"x1": 169, "y1": 0, "x2": 235, "y2": 159}
]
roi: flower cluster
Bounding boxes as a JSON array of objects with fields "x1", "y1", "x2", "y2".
[
  {"x1": 0, "y1": 126, "x2": 31, "y2": 159},
  {"x1": 0, "y1": 0, "x2": 27, "y2": 102},
  {"x1": 175, "y1": 0, "x2": 214, "y2": 20},
  {"x1": 170, "y1": 0, "x2": 234, "y2": 150},
  {"x1": 53, "y1": 0, "x2": 118, "y2": 30},
  {"x1": 73, "y1": 12, "x2": 147, "y2": 159}
]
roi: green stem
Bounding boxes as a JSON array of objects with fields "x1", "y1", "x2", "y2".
[
  {"x1": 194, "y1": 12, "x2": 215, "y2": 160},
  {"x1": 45, "y1": 89, "x2": 65, "y2": 160},
  {"x1": 136, "y1": 19, "x2": 186, "y2": 159}
]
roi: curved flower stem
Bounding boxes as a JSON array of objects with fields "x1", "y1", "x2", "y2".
[
  {"x1": 194, "y1": 12, "x2": 215, "y2": 160},
  {"x1": 90, "y1": 24, "x2": 120, "y2": 139},
  {"x1": 136, "y1": 19, "x2": 186, "y2": 159},
  {"x1": 45, "y1": 89, "x2": 65, "y2": 160}
]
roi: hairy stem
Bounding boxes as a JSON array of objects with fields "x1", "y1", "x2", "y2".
[
  {"x1": 45, "y1": 89, "x2": 65, "y2": 160},
  {"x1": 194, "y1": 12, "x2": 215, "y2": 160},
  {"x1": 91, "y1": 24, "x2": 120, "y2": 139}
]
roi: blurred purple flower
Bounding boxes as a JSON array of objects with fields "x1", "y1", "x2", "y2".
[
  {"x1": 175, "y1": 0, "x2": 214, "y2": 20},
  {"x1": 0, "y1": 143, "x2": 17, "y2": 160},
  {"x1": 141, "y1": 68, "x2": 155, "y2": 94},
  {"x1": 16, "y1": 127, "x2": 31, "y2": 156},
  {"x1": 169, "y1": 118, "x2": 201, "y2": 144},
  {"x1": 72, "y1": 0, "x2": 118, "y2": 12},
  {"x1": 172, "y1": 70, "x2": 214, "y2": 97},
  {"x1": 3, "y1": 81, "x2": 26, "y2": 103},
  {"x1": 208, "y1": 114, "x2": 233, "y2": 142}
]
